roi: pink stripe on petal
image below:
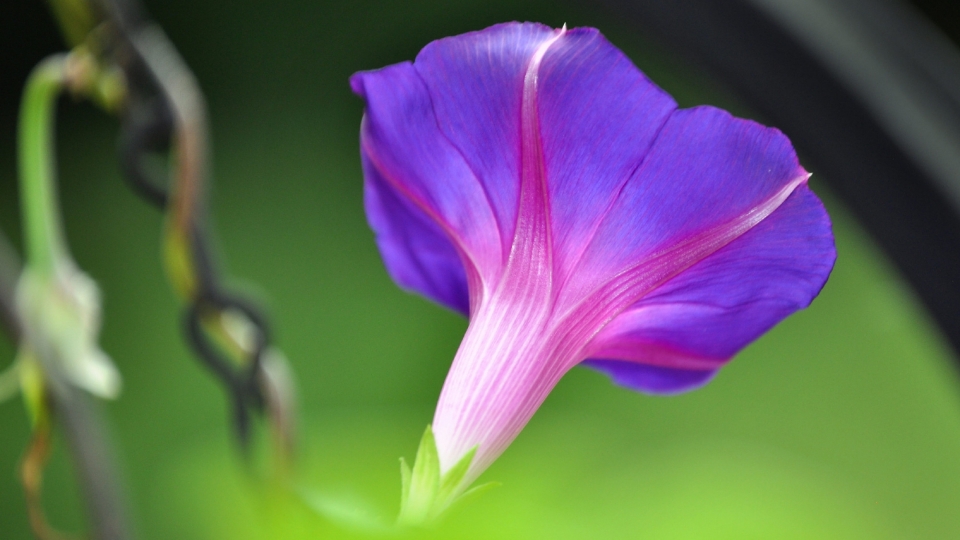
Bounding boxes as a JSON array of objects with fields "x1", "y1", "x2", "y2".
[
  {"x1": 584, "y1": 185, "x2": 835, "y2": 380},
  {"x1": 587, "y1": 333, "x2": 727, "y2": 372},
  {"x1": 414, "y1": 23, "x2": 560, "y2": 259},
  {"x1": 556, "y1": 108, "x2": 807, "y2": 311},
  {"x1": 433, "y1": 26, "x2": 568, "y2": 477},
  {"x1": 561, "y1": 172, "x2": 810, "y2": 341},
  {"x1": 536, "y1": 28, "x2": 677, "y2": 291}
]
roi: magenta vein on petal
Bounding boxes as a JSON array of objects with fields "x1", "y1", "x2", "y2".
[{"x1": 561, "y1": 172, "x2": 813, "y2": 365}]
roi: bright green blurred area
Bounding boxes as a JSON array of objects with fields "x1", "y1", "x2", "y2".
[{"x1": 2, "y1": 0, "x2": 960, "y2": 538}]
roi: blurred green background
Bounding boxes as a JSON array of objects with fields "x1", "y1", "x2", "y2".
[{"x1": 2, "y1": 0, "x2": 960, "y2": 538}]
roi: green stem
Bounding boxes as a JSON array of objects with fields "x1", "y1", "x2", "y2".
[{"x1": 19, "y1": 55, "x2": 69, "y2": 276}]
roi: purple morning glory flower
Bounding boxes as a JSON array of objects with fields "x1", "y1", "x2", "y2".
[{"x1": 351, "y1": 22, "x2": 835, "y2": 496}]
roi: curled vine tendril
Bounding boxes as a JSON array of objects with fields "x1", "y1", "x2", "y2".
[{"x1": 101, "y1": 0, "x2": 295, "y2": 452}]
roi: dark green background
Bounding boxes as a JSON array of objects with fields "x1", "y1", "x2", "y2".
[{"x1": 2, "y1": 0, "x2": 960, "y2": 538}]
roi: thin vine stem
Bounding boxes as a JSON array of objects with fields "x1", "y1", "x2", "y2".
[{"x1": 18, "y1": 54, "x2": 70, "y2": 277}]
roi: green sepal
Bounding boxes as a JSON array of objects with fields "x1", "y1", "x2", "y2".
[
  {"x1": 435, "y1": 445, "x2": 476, "y2": 512},
  {"x1": 396, "y1": 425, "x2": 496, "y2": 528},
  {"x1": 396, "y1": 425, "x2": 440, "y2": 526}
]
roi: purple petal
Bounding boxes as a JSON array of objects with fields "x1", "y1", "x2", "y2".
[
  {"x1": 583, "y1": 185, "x2": 835, "y2": 383},
  {"x1": 537, "y1": 28, "x2": 677, "y2": 287},
  {"x1": 362, "y1": 152, "x2": 470, "y2": 314},
  {"x1": 581, "y1": 360, "x2": 717, "y2": 395},
  {"x1": 351, "y1": 61, "x2": 504, "y2": 309},
  {"x1": 413, "y1": 22, "x2": 559, "y2": 255},
  {"x1": 557, "y1": 106, "x2": 811, "y2": 310}
]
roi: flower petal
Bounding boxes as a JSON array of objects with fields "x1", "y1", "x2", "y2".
[
  {"x1": 557, "y1": 106, "x2": 812, "y2": 312},
  {"x1": 412, "y1": 22, "x2": 559, "y2": 256},
  {"x1": 536, "y1": 28, "x2": 677, "y2": 288},
  {"x1": 362, "y1": 152, "x2": 470, "y2": 314},
  {"x1": 351, "y1": 62, "x2": 503, "y2": 309},
  {"x1": 583, "y1": 185, "x2": 836, "y2": 391},
  {"x1": 581, "y1": 360, "x2": 717, "y2": 395}
]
